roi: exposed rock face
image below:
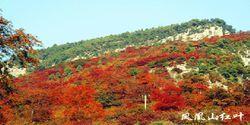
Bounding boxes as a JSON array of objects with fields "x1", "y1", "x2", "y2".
[
  {"x1": 9, "y1": 67, "x2": 26, "y2": 77},
  {"x1": 208, "y1": 80, "x2": 228, "y2": 90},
  {"x1": 165, "y1": 62, "x2": 230, "y2": 90},
  {"x1": 166, "y1": 63, "x2": 197, "y2": 81},
  {"x1": 103, "y1": 26, "x2": 231, "y2": 58},
  {"x1": 71, "y1": 56, "x2": 86, "y2": 61},
  {"x1": 240, "y1": 50, "x2": 250, "y2": 66},
  {"x1": 162, "y1": 26, "x2": 229, "y2": 42}
]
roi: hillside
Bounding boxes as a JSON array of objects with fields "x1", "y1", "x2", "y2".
[
  {"x1": 38, "y1": 18, "x2": 235, "y2": 69},
  {"x1": 9, "y1": 32, "x2": 250, "y2": 124}
]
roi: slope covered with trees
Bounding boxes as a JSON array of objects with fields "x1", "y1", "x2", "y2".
[
  {"x1": 38, "y1": 18, "x2": 235, "y2": 68},
  {"x1": 7, "y1": 32, "x2": 250, "y2": 124}
]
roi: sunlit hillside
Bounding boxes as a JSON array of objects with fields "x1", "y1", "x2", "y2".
[{"x1": 7, "y1": 32, "x2": 250, "y2": 124}]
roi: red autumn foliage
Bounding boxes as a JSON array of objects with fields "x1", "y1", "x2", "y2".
[
  {"x1": 5, "y1": 32, "x2": 249, "y2": 124},
  {"x1": 203, "y1": 32, "x2": 250, "y2": 43},
  {"x1": 151, "y1": 85, "x2": 186, "y2": 111},
  {"x1": 193, "y1": 83, "x2": 208, "y2": 91},
  {"x1": 223, "y1": 106, "x2": 250, "y2": 125},
  {"x1": 59, "y1": 85, "x2": 104, "y2": 121},
  {"x1": 0, "y1": 100, "x2": 14, "y2": 124}
]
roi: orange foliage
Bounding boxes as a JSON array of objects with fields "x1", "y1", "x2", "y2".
[
  {"x1": 151, "y1": 85, "x2": 185, "y2": 111},
  {"x1": 59, "y1": 85, "x2": 104, "y2": 122},
  {"x1": 7, "y1": 32, "x2": 250, "y2": 124}
]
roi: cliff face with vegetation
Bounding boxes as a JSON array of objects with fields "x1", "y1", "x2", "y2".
[
  {"x1": 8, "y1": 32, "x2": 249, "y2": 124},
  {"x1": 37, "y1": 18, "x2": 235, "y2": 69}
]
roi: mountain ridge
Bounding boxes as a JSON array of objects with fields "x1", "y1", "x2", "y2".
[{"x1": 37, "y1": 18, "x2": 235, "y2": 69}]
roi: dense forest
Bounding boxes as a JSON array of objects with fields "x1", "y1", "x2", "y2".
[
  {"x1": 38, "y1": 18, "x2": 235, "y2": 69},
  {"x1": 2, "y1": 32, "x2": 249, "y2": 124}
]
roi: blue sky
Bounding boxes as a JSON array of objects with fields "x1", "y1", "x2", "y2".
[{"x1": 1, "y1": 0, "x2": 250, "y2": 47}]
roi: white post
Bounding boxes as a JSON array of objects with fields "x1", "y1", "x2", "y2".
[
  {"x1": 31, "y1": 109, "x2": 34, "y2": 121},
  {"x1": 144, "y1": 94, "x2": 147, "y2": 110}
]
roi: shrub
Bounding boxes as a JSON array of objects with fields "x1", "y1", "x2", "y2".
[{"x1": 129, "y1": 68, "x2": 139, "y2": 76}]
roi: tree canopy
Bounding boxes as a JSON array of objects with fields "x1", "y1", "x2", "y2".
[{"x1": 0, "y1": 16, "x2": 40, "y2": 123}]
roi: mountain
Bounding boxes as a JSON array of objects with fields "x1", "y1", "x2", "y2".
[
  {"x1": 12, "y1": 32, "x2": 250, "y2": 124},
  {"x1": 38, "y1": 18, "x2": 235, "y2": 69}
]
